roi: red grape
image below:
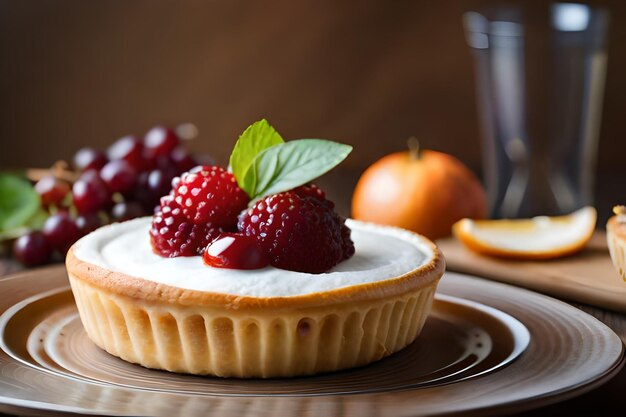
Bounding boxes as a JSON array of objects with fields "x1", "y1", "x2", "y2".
[
  {"x1": 135, "y1": 168, "x2": 176, "y2": 211},
  {"x1": 74, "y1": 148, "x2": 108, "y2": 172},
  {"x1": 144, "y1": 126, "x2": 179, "y2": 158},
  {"x1": 149, "y1": 168, "x2": 176, "y2": 194},
  {"x1": 13, "y1": 122, "x2": 205, "y2": 268},
  {"x1": 170, "y1": 147, "x2": 198, "y2": 173},
  {"x1": 35, "y1": 176, "x2": 70, "y2": 206},
  {"x1": 153, "y1": 154, "x2": 179, "y2": 174},
  {"x1": 111, "y1": 202, "x2": 146, "y2": 222},
  {"x1": 107, "y1": 135, "x2": 146, "y2": 170},
  {"x1": 43, "y1": 211, "x2": 80, "y2": 253},
  {"x1": 100, "y1": 160, "x2": 137, "y2": 194},
  {"x1": 73, "y1": 171, "x2": 110, "y2": 214},
  {"x1": 75, "y1": 213, "x2": 102, "y2": 237},
  {"x1": 13, "y1": 232, "x2": 52, "y2": 266}
]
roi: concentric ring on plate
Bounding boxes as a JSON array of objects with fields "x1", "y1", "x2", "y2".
[
  {"x1": 65, "y1": 218, "x2": 445, "y2": 378},
  {"x1": 0, "y1": 268, "x2": 622, "y2": 416},
  {"x1": 0, "y1": 287, "x2": 529, "y2": 396}
]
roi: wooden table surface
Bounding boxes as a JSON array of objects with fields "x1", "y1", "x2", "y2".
[
  {"x1": 1, "y1": 166, "x2": 625, "y2": 416},
  {"x1": 1, "y1": 166, "x2": 625, "y2": 415},
  {"x1": 0, "y1": 254, "x2": 624, "y2": 416}
]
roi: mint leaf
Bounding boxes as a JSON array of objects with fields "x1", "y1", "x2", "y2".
[
  {"x1": 0, "y1": 173, "x2": 40, "y2": 231},
  {"x1": 244, "y1": 139, "x2": 352, "y2": 199},
  {"x1": 229, "y1": 119, "x2": 284, "y2": 191}
]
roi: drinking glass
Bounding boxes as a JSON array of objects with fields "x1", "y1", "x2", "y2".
[{"x1": 464, "y1": 3, "x2": 609, "y2": 218}]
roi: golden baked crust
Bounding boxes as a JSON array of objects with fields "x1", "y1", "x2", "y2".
[
  {"x1": 607, "y1": 216, "x2": 626, "y2": 281},
  {"x1": 66, "y1": 224, "x2": 445, "y2": 378},
  {"x1": 608, "y1": 216, "x2": 626, "y2": 238}
]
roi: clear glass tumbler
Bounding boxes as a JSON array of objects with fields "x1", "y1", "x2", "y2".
[{"x1": 464, "y1": 3, "x2": 609, "y2": 218}]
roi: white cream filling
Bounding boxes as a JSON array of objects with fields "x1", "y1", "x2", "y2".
[{"x1": 72, "y1": 217, "x2": 433, "y2": 297}]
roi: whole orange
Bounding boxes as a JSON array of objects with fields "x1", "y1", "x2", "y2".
[{"x1": 352, "y1": 145, "x2": 487, "y2": 240}]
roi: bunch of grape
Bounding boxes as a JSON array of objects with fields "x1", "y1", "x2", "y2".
[{"x1": 13, "y1": 126, "x2": 202, "y2": 267}]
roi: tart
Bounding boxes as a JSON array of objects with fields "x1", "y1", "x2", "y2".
[
  {"x1": 66, "y1": 217, "x2": 444, "y2": 378},
  {"x1": 607, "y1": 206, "x2": 626, "y2": 281},
  {"x1": 66, "y1": 119, "x2": 445, "y2": 378}
]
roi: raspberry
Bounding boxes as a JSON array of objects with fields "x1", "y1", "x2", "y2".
[
  {"x1": 238, "y1": 189, "x2": 354, "y2": 273},
  {"x1": 150, "y1": 196, "x2": 223, "y2": 257},
  {"x1": 341, "y1": 223, "x2": 356, "y2": 259},
  {"x1": 173, "y1": 166, "x2": 249, "y2": 228}
]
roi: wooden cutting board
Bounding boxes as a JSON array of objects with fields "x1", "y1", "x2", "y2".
[{"x1": 437, "y1": 231, "x2": 626, "y2": 313}]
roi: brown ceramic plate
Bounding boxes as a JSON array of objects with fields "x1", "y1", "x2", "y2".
[{"x1": 0, "y1": 266, "x2": 623, "y2": 416}]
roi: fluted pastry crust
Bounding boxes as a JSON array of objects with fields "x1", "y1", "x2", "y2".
[
  {"x1": 66, "y1": 226, "x2": 445, "y2": 378},
  {"x1": 607, "y1": 216, "x2": 626, "y2": 281}
]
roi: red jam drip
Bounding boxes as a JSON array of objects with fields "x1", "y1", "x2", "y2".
[{"x1": 203, "y1": 233, "x2": 269, "y2": 270}]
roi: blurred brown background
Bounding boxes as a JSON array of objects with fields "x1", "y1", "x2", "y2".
[{"x1": 0, "y1": 0, "x2": 624, "y2": 216}]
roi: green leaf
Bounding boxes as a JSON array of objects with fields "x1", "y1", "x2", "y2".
[
  {"x1": 229, "y1": 119, "x2": 284, "y2": 191},
  {"x1": 0, "y1": 173, "x2": 40, "y2": 232},
  {"x1": 244, "y1": 139, "x2": 352, "y2": 199},
  {"x1": 0, "y1": 226, "x2": 30, "y2": 241},
  {"x1": 0, "y1": 208, "x2": 48, "y2": 243}
]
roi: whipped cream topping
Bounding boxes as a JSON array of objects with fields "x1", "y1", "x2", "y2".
[{"x1": 72, "y1": 218, "x2": 434, "y2": 297}]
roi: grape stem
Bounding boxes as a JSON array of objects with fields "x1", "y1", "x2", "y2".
[{"x1": 27, "y1": 160, "x2": 79, "y2": 183}]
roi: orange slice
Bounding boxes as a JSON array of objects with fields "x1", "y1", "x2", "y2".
[
  {"x1": 607, "y1": 205, "x2": 626, "y2": 281},
  {"x1": 452, "y1": 206, "x2": 597, "y2": 260}
]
